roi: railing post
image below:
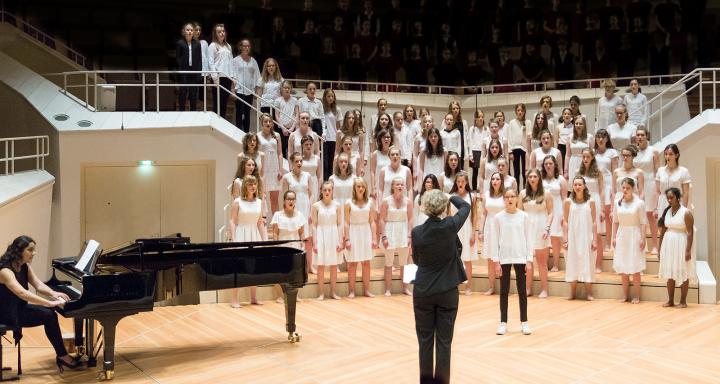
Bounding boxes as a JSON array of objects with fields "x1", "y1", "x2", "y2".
[
  {"x1": 216, "y1": 79, "x2": 221, "y2": 116},
  {"x1": 4, "y1": 140, "x2": 8, "y2": 175},
  {"x1": 94, "y1": 72, "x2": 98, "y2": 110},
  {"x1": 84, "y1": 72, "x2": 89, "y2": 108},
  {"x1": 714, "y1": 70, "x2": 717, "y2": 110},
  {"x1": 142, "y1": 73, "x2": 146, "y2": 113},
  {"x1": 660, "y1": 94, "x2": 663, "y2": 138},
  {"x1": 699, "y1": 71, "x2": 703, "y2": 114},
  {"x1": 35, "y1": 137, "x2": 39, "y2": 170},
  {"x1": 10, "y1": 140, "x2": 14, "y2": 175},
  {"x1": 203, "y1": 74, "x2": 207, "y2": 112},
  {"x1": 156, "y1": 73, "x2": 160, "y2": 113},
  {"x1": 63, "y1": 73, "x2": 67, "y2": 95}
]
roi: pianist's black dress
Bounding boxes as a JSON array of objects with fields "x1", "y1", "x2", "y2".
[{"x1": 0, "y1": 263, "x2": 67, "y2": 357}]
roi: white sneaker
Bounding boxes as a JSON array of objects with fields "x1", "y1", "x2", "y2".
[
  {"x1": 521, "y1": 322, "x2": 532, "y2": 335},
  {"x1": 496, "y1": 322, "x2": 507, "y2": 335}
]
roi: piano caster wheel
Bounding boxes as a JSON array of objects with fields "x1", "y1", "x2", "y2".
[
  {"x1": 288, "y1": 332, "x2": 301, "y2": 343},
  {"x1": 97, "y1": 370, "x2": 114, "y2": 381}
]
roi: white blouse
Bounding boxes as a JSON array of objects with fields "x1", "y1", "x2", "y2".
[
  {"x1": 231, "y1": 56, "x2": 260, "y2": 95},
  {"x1": 323, "y1": 107, "x2": 341, "y2": 142},
  {"x1": 274, "y1": 96, "x2": 297, "y2": 128},
  {"x1": 298, "y1": 96, "x2": 324, "y2": 120},
  {"x1": 208, "y1": 42, "x2": 233, "y2": 81},
  {"x1": 257, "y1": 78, "x2": 283, "y2": 108},
  {"x1": 624, "y1": 92, "x2": 649, "y2": 127},
  {"x1": 507, "y1": 118, "x2": 531, "y2": 150}
]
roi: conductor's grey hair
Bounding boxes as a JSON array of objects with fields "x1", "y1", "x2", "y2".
[{"x1": 422, "y1": 189, "x2": 448, "y2": 217}]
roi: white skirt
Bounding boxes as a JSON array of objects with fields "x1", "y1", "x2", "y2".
[
  {"x1": 659, "y1": 230, "x2": 695, "y2": 283},
  {"x1": 347, "y1": 223, "x2": 373, "y2": 262},
  {"x1": 613, "y1": 226, "x2": 646, "y2": 274},
  {"x1": 315, "y1": 224, "x2": 340, "y2": 266}
]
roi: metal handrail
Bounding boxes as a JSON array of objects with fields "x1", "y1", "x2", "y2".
[
  {"x1": 0, "y1": 9, "x2": 87, "y2": 69},
  {"x1": 0, "y1": 135, "x2": 50, "y2": 175}
]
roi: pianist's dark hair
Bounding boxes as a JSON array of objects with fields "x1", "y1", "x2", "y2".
[{"x1": 0, "y1": 235, "x2": 35, "y2": 272}]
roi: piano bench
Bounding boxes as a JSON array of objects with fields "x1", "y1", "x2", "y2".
[{"x1": 0, "y1": 324, "x2": 21, "y2": 381}]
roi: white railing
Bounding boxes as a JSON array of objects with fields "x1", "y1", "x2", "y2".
[
  {"x1": 0, "y1": 9, "x2": 87, "y2": 69},
  {"x1": 46, "y1": 70, "x2": 296, "y2": 129},
  {"x1": 633, "y1": 68, "x2": 719, "y2": 140},
  {"x1": 1, "y1": 135, "x2": 50, "y2": 176}
]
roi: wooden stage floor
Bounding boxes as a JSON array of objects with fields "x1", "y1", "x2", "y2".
[{"x1": 4, "y1": 295, "x2": 720, "y2": 383}]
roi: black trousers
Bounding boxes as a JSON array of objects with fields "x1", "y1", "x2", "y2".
[
  {"x1": 413, "y1": 288, "x2": 459, "y2": 384},
  {"x1": 212, "y1": 77, "x2": 233, "y2": 119},
  {"x1": 558, "y1": 144, "x2": 567, "y2": 167},
  {"x1": 470, "y1": 150, "x2": 482, "y2": 191},
  {"x1": 18, "y1": 304, "x2": 67, "y2": 357},
  {"x1": 500, "y1": 264, "x2": 528, "y2": 323},
  {"x1": 235, "y1": 94, "x2": 255, "y2": 132},
  {"x1": 310, "y1": 119, "x2": 323, "y2": 137},
  {"x1": 512, "y1": 148, "x2": 527, "y2": 188},
  {"x1": 177, "y1": 73, "x2": 200, "y2": 111},
  {"x1": 323, "y1": 140, "x2": 335, "y2": 180}
]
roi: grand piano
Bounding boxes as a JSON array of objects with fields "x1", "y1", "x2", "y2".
[{"x1": 46, "y1": 235, "x2": 307, "y2": 380}]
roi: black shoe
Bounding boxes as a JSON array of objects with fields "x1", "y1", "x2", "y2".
[{"x1": 56, "y1": 357, "x2": 84, "y2": 373}]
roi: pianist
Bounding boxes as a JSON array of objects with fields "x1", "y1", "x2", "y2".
[{"x1": 0, "y1": 235, "x2": 84, "y2": 372}]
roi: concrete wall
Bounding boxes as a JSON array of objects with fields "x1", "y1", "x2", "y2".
[{"x1": 0, "y1": 171, "x2": 55, "y2": 280}]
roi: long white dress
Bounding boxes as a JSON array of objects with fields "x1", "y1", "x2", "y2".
[
  {"x1": 346, "y1": 200, "x2": 374, "y2": 262},
  {"x1": 565, "y1": 200, "x2": 594, "y2": 282},
  {"x1": 423, "y1": 153, "x2": 445, "y2": 180},
  {"x1": 314, "y1": 202, "x2": 340, "y2": 265},
  {"x1": 659, "y1": 206, "x2": 695, "y2": 283},
  {"x1": 330, "y1": 175, "x2": 354, "y2": 225},
  {"x1": 283, "y1": 171, "x2": 311, "y2": 226},
  {"x1": 655, "y1": 166, "x2": 691, "y2": 213},
  {"x1": 384, "y1": 200, "x2": 409, "y2": 249},
  {"x1": 234, "y1": 198, "x2": 262, "y2": 242},
  {"x1": 302, "y1": 155, "x2": 320, "y2": 203},
  {"x1": 634, "y1": 146, "x2": 659, "y2": 211},
  {"x1": 271, "y1": 210, "x2": 305, "y2": 250},
  {"x1": 582, "y1": 175, "x2": 604, "y2": 234},
  {"x1": 595, "y1": 148, "x2": 618, "y2": 205},
  {"x1": 452, "y1": 192, "x2": 477, "y2": 261},
  {"x1": 481, "y1": 191, "x2": 504, "y2": 260},
  {"x1": 612, "y1": 198, "x2": 647, "y2": 274},
  {"x1": 524, "y1": 195, "x2": 550, "y2": 249},
  {"x1": 567, "y1": 139, "x2": 590, "y2": 182},
  {"x1": 543, "y1": 177, "x2": 565, "y2": 237},
  {"x1": 258, "y1": 132, "x2": 281, "y2": 191}
]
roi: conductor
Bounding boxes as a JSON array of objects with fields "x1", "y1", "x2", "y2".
[{"x1": 411, "y1": 190, "x2": 470, "y2": 384}]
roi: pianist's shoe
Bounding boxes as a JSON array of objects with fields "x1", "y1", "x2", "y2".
[{"x1": 56, "y1": 356, "x2": 85, "y2": 373}]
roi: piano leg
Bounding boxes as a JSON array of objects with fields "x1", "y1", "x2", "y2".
[
  {"x1": 281, "y1": 284, "x2": 301, "y2": 343},
  {"x1": 97, "y1": 317, "x2": 119, "y2": 381},
  {"x1": 86, "y1": 319, "x2": 96, "y2": 368}
]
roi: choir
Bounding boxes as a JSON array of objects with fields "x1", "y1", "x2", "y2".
[{"x1": 226, "y1": 81, "x2": 694, "y2": 312}]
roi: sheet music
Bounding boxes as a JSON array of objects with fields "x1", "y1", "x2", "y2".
[
  {"x1": 75, "y1": 239, "x2": 100, "y2": 272},
  {"x1": 402, "y1": 264, "x2": 417, "y2": 284}
]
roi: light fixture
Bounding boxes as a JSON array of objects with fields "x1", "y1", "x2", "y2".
[{"x1": 137, "y1": 160, "x2": 154, "y2": 166}]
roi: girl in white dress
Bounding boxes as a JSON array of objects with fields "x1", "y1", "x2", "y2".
[
  {"x1": 482, "y1": 119, "x2": 509, "y2": 161},
  {"x1": 595, "y1": 79, "x2": 623, "y2": 132},
  {"x1": 282, "y1": 152, "x2": 313, "y2": 272},
  {"x1": 577, "y1": 148, "x2": 606, "y2": 272},
  {"x1": 256, "y1": 57, "x2": 284, "y2": 131},
  {"x1": 440, "y1": 113, "x2": 462, "y2": 163},
  {"x1": 258, "y1": 113, "x2": 283, "y2": 214},
  {"x1": 229, "y1": 175, "x2": 266, "y2": 307},
  {"x1": 271, "y1": 191, "x2": 306, "y2": 251},
  {"x1": 519, "y1": 168, "x2": 553, "y2": 298},
  {"x1": 330, "y1": 153, "x2": 355, "y2": 228},
  {"x1": 612, "y1": 178, "x2": 648, "y2": 304},
  {"x1": 539, "y1": 95, "x2": 559, "y2": 138},
  {"x1": 556, "y1": 107, "x2": 574, "y2": 162},
  {"x1": 450, "y1": 172, "x2": 478, "y2": 295},
  {"x1": 335, "y1": 110, "x2": 365, "y2": 171},
  {"x1": 594, "y1": 129, "x2": 619, "y2": 248},
  {"x1": 564, "y1": 115, "x2": 593, "y2": 182},
  {"x1": 497, "y1": 157, "x2": 517, "y2": 192},
  {"x1": 655, "y1": 144, "x2": 692, "y2": 213},
  {"x1": 563, "y1": 176, "x2": 598, "y2": 301},
  {"x1": 624, "y1": 79, "x2": 648, "y2": 128},
  {"x1": 413, "y1": 116, "x2": 433, "y2": 191},
  {"x1": 529, "y1": 129, "x2": 563, "y2": 172},
  {"x1": 370, "y1": 113, "x2": 392, "y2": 153},
  {"x1": 419, "y1": 127, "x2": 448, "y2": 182},
  {"x1": 231, "y1": 156, "x2": 263, "y2": 201},
  {"x1": 379, "y1": 177, "x2": 413, "y2": 296},
  {"x1": 468, "y1": 110, "x2": 487, "y2": 191},
  {"x1": 344, "y1": 177, "x2": 377, "y2": 298},
  {"x1": 507, "y1": 103, "x2": 531, "y2": 187},
  {"x1": 542, "y1": 155, "x2": 568, "y2": 272},
  {"x1": 334, "y1": 136, "x2": 362, "y2": 177},
  {"x1": 379, "y1": 146, "x2": 413, "y2": 200},
  {"x1": 479, "y1": 172, "x2": 505, "y2": 295},
  {"x1": 633, "y1": 127, "x2": 661, "y2": 254},
  {"x1": 238, "y1": 133, "x2": 265, "y2": 177},
  {"x1": 607, "y1": 104, "x2": 638, "y2": 150},
  {"x1": 439, "y1": 151, "x2": 460, "y2": 193},
  {"x1": 287, "y1": 111, "x2": 320, "y2": 164},
  {"x1": 370, "y1": 129, "x2": 393, "y2": 201},
  {"x1": 612, "y1": 145, "x2": 644, "y2": 203},
  {"x1": 479, "y1": 138, "x2": 502, "y2": 193},
  {"x1": 658, "y1": 188, "x2": 695, "y2": 308},
  {"x1": 300, "y1": 135, "x2": 322, "y2": 203},
  {"x1": 311, "y1": 182, "x2": 343, "y2": 301},
  {"x1": 414, "y1": 175, "x2": 441, "y2": 226},
  {"x1": 527, "y1": 112, "x2": 549, "y2": 154}
]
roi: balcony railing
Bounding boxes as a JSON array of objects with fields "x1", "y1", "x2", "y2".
[{"x1": 1, "y1": 135, "x2": 50, "y2": 176}]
